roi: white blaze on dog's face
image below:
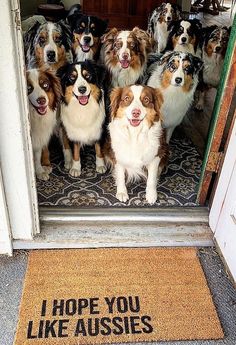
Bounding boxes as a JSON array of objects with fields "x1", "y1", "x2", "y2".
[
  {"x1": 164, "y1": 3, "x2": 173, "y2": 22},
  {"x1": 27, "y1": 69, "x2": 49, "y2": 115},
  {"x1": 71, "y1": 64, "x2": 92, "y2": 105},
  {"x1": 177, "y1": 21, "x2": 191, "y2": 45},
  {"x1": 111, "y1": 85, "x2": 163, "y2": 127},
  {"x1": 115, "y1": 31, "x2": 132, "y2": 68}
]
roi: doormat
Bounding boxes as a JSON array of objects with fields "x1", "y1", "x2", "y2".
[{"x1": 14, "y1": 248, "x2": 223, "y2": 345}]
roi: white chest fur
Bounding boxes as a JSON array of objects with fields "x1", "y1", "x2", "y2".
[
  {"x1": 109, "y1": 118, "x2": 162, "y2": 177},
  {"x1": 61, "y1": 95, "x2": 105, "y2": 145},
  {"x1": 111, "y1": 64, "x2": 145, "y2": 87},
  {"x1": 203, "y1": 51, "x2": 223, "y2": 87},
  {"x1": 155, "y1": 22, "x2": 169, "y2": 53},
  {"x1": 74, "y1": 47, "x2": 94, "y2": 62},
  {"x1": 29, "y1": 106, "x2": 56, "y2": 150}
]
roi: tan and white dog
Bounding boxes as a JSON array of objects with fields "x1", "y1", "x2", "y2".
[
  {"x1": 102, "y1": 85, "x2": 168, "y2": 204},
  {"x1": 26, "y1": 68, "x2": 62, "y2": 180}
]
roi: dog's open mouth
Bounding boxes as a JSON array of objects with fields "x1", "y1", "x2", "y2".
[
  {"x1": 73, "y1": 92, "x2": 90, "y2": 105},
  {"x1": 129, "y1": 118, "x2": 142, "y2": 127},
  {"x1": 80, "y1": 43, "x2": 91, "y2": 52},
  {"x1": 32, "y1": 104, "x2": 47, "y2": 115},
  {"x1": 120, "y1": 59, "x2": 130, "y2": 69}
]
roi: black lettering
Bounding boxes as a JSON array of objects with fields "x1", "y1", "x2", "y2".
[
  {"x1": 45, "y1": 320, "x2": 57, "y2": 338},
  {"x1": 130, "y1": 316, "x2": 142, "y2": 334},
  {"x1": 74, "y1": 319, "x2": 87, "y2": 336},
  {"x1": 27, "y1": 321, "x2": 37, "y2": 339},
  {"x1": 100, "y1": 317, "x2": 112, "y2": 335},
  {"x1": 58, "y1": 319, "x2": 69, "y2": 337},
  {"x1": 124, "y1": 316, "x2": 130, "y2": 334},
  {"x1": 78, "y1": 298, "x2": 88, "y2": 315},
  {"x1": 65, "y1": 299, "x2": 76, "y2": 316},
  {"x1": 87, "y1": 318, "x2": 99, "y2": 336},
  {"x1": 117, "y1": 296, "x2": 128, "y2": 313},
  {"x1": 90, "y1": 298, "x2": 100, "y2": 314},
  {"x1": 112, "y1": 317, "x2": 124, "y2": 335},
  {"x1": 52, "y1": 299, "x2": 64, "y2": 316},
  {"x1": 38, "y1": 319, "x2": 44, "y2": 338},
  {"x1": 41, "y1": 300, "x2": 47, "y2": 316},
  {"x1": 141, "y1": 315, "x2": 153, "y2": 333},
  {"x1": 129, "y1": 296, "x2": 140, "y2": 312},
  {"x1": 104, "y1": 297, "x2": 115, "y2": 313}
]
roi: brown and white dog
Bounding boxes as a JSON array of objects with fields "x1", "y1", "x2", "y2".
[
  {"x1": 100, "y1": 27, "x2": 153, "y2": 87},
  {"x1": 102, "y1": 85, "x2": 168, "y2": 204},
  {"x1": 26, "y1": 68, "x2": 62, "y2": 180}
]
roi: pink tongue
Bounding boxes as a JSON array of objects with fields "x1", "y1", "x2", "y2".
[
  {"x1": 130, "y1": 119, "x2": 141, "y2": 127},
  {"x1": 120, "y1": 60, "x2": 130, "y2": 68},
  {"x1": 37, "y1": 106, "x2": 47, "y2": 115},
  {"x1": 82, "y1": 45, "x2": 90, "y2": 52},
  {"x1": 78, "y1": 96, "x2": 89, "y2": 105}
]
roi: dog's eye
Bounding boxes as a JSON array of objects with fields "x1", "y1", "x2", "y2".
[
  {"x1": 54, "y1": 36, "x2": 62, "y2": 43},
  {"x1": 143, "y1": 96, "x2": 150, "y2": 104},
  {"x1": 123, "y1": 96, "x2": 130, "y2": 102},
  {"x1": 27, "y1": 84, "x2": 33, "y2": 94},
  {"x1": 115, "y1": 41, "x2": 122, "y2": 49},
  {"x1": 169, "y1": 62, "x2": 177, "y2": 72},
  {"x1": 42, "y1": 81, "x2": 50, "y2": 91},
  {"x1": 38, "y1": 37, "x2": 46, "y2": 45},
  {"x1": 69, "y1": 73, "x2": 77, "y2": 81},
  {"x1": 130, "y1": 42, "x2": 135, "y2": 49}
]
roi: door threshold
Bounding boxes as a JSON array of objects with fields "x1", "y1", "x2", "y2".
[{"x1": 13, "y1": 206, "x2": 214, "y2": 249}]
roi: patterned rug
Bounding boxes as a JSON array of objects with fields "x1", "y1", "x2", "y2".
[{"x1": 37, "y1": 131, "x2": 202, "y2": 207}]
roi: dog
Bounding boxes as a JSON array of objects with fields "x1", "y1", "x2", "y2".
[
  {"x1": 26, "y1": 68, "x2": 62, "y2": 180},
  {"x1": 165, "y1": 19, "x2": 202, "y2": 56},
  {"x1": 24, "y1": 20, "x2": 73, "y2": 70},
  {"x1": 59, "y1": 60, "x2": 107, "y2": 177},
  {"x1": 146, "y1": 51, "x2": 203, "y2": 143},
  {"x1": 102, "y1": 85, "x2": 168, "y2": 204},
  {"x1": 195, "y1": 25, "x2": 231, "y2": 110},
  {"x1": 147, "y1": 3, "x2": 181, "y2": 53},
  {"x1": 100, "y1": 27, "x2": 153, "y2": 87},
  {"x1": 67, "y1": 4, "x2": 108, "y2": 62}
]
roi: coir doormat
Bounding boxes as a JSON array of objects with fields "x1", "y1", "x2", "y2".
[{"x1": 14, "y1": 248, "x2": 223, "y2": 345}]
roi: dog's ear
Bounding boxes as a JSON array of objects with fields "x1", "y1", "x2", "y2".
[
  {"x1": 84, "y1": 60, "x2": 107, "y2": 88},
  {"x1": 110, "y1": 87, "x2": 123, "y2": 120},
  {"x1": 23, "y1": 21, "x2": 41, "y2": 49},
  {"x1": 97, "y1": 18, "x2": 109, "y2": 36},
  {"x1": 153, "y1": 87, "x2": 163, "y2": 114},
  {"x1": 101, "y1": 27, "x2": 118, "y2": 43},
  {"x1": 57, "y1": 20, "x2": 73, "y2": 51},
  {"x1": 200, "y1": 25, "x2": 218, "y2": 46},
  {"x1": 158, "y1": 51, "x2": 173, "y2": 65},
  {"x1": 222, "y1": 25, "x2": 231, "y2": 36},
  {"x1": 66, "y1": 4, "x2": 83, "y2": 29},
  {"x1": 192, "y1": 56, "x2": 203, "y2": 73},
  {"x1": 132, "y1": 27, "x2": 153, "y2": 52},
  {"x1": 172, "y1": 4, "x2": 182, "y2": 19},
  {"x1": 56, "y1": 63, "x2": 70, "y2": 93},
  {"x1": 44, "y1": 69, "x2": 62, "y2": 110},
  {"x1": 191, "y1": 18, "x2": 202, "y2": 32}
]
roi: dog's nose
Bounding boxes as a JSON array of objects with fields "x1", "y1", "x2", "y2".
[
  {"x1": 78, "y1": 86, "x2": 87, "y2": 94},
  {"x1": 47, "y1": 50, "x2": 56, "y2": 61},
  {"x1": 122, "y1": 53, "x2": 129, "y2": 60},
  {"x1": 181, "y1": 37, "x2": 187, "y2": 43},
  {"x1": 175, "y1": 77, "x2": 182, "y2": 85},
  {"x1": 83, "y1": 36, "x2": 91, "y2": 44},
  {"x1": 37, "y1": 97, "x2": 46, "y2": 105},
  {"x1": 167, "y1": 16, "x2": 171, "y2": 21},
  {"x1": 132, "y1": 108, "x2": 141, "y2": 118},
  {"x1": 215, "y1": 46, "x2": 221, "y2": 52}
]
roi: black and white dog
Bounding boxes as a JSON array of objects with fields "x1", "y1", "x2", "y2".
[
  {"x1": 24, "y1": 20, "x2": 73, "y2": 71},
  {"x1": 195, "y1": 25, "x2": 231, "y2": 110},
  {"x1": 67, "y1": 4, "x2": 108, "y2": 62},
  {"x1": 59, "y1": 60, "x2": 107, "y2": 177},
  {"x1": 146, "y1": 51, "x2": 203, "y2": 143},
  {"x1": 165, "y1": 19, "x2": 202, "y2": 56},
  {"x1": 147, "y1": 2, "x2": 181, "y2": 53}
]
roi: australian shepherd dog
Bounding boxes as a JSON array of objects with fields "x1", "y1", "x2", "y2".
[
  {"x1": 59, "y1": 60, "x2": 107, "y2": 177},
  {"x1": 24, "y1": 20, "x2": 73, "y2": 71},
  {"x1": 26, "y1": 68, "x2": 62, "y2": 180},
  {"x1": 67, "y1": 4, "x2": 108, "y2": 62},
  {"x1": 102, "y1": 85, "x2": 168, "y2": 204},
  {"x1": 100, "y1": 27, "x2": 153, "y2": 87},
  {"x1": 165, "y1": 19, "x2": 202, "y2": 56},
  {"x1": 195, "y1": 25, "x2": 231, "y2": 110},
  {"x1": 147, "y1": 2, "x2": 181, "y2": 53},
  {"x1": 146, "y1": 51, "x2": 203, "y2": 143}
]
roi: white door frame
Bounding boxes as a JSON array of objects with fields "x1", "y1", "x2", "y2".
[
  {"x1": 0, "y1": 0, "x2": 39, "y2": 240},
  {"x1": 0, "y1": 167, "x2": 12, "y2": 255}
]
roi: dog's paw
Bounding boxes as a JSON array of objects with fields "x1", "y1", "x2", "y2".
[
  {"x1": 43, "y1": 165, "x2": 52, "y2": 174},
  {"x1": 116, "y1": 191, "x2": 129, "y2": 203},
  {"x1": 146, "y1": 188, "x2": 157, "y2": 205},
  {"x1": 69, "y1": 167, "x2": 81, "y2": 177},
  {"x1": 37, "y1": 171, "x2": 50, "y2": 181},
  {"x1": 194, "y1": 101, "x2": 204, "y2": 111},
  {"x1": 64, "y1": 160, "x2": 72, "y2": 170},
  {"x1": 96, "y1": 164, "x2": 106, "y2": 174}
]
